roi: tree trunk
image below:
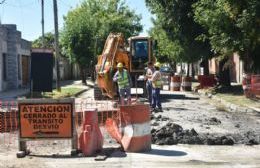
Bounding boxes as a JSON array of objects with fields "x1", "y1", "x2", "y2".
[
  {"x1": 70, "y1": 62, "x2": 73, "y2": 80},
  {"x1": 79, "y1": 66, "x2": 87, "y2": 85},
  {"x1": 187, "y1": 63, "x2": 190, "y2": 77},
  {"x1": 191, "y1": 63, "x2": 195, "y2": 78},
  {"x1": 218, "y1": 58, "x2": 231, "y2": 87},
  {"x1": 200, "y1": 59, "x2": 209, "y2": 75},
  {"x1": 170, "y1": 61, "x2": 176, "y2": 75}
]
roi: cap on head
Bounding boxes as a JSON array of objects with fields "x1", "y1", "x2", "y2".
[
  {"x1": 154, "y1": 62, "x2": 161, "y2": 68},
  {"x1": 117, "y1": 62, "x2": 123, "y2": 68},
  {"x1": 105, "y1": 61, "x2": 110, "y2": 67}
]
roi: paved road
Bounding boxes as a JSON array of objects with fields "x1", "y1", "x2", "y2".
[
  {"x1": 1, "y1": 144, "x2": 260, "y2": 168},
  {"x1": 1, "y1": 88, "x2": 260, "y2": 167},
  {"x1": 79, "y1": 88, "x2": 260, "y2": 141}
]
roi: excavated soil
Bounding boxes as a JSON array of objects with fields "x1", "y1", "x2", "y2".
[{"x1": 150, "y1": 91, "x2": 260, "y2": 146}]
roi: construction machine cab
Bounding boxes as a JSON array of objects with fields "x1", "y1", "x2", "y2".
[
  {"x1": 129, "y1": 36, "x2": 155, "y2": 72},
  {"x1": 94, "y1": 34, "x2": 156, "y2": 100}
]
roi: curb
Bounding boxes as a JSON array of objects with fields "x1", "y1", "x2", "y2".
[
  {"x1": 73, "y1": 89, "x2": 88, "y2": 97},
  {"x1": 196, "y1": 89, "x2": 260, "y2": 113}
]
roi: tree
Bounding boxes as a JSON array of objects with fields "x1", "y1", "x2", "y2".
[
  {"x1": 32, "y1": 32, "x2": 55, "y2": 49},
  {"x1": 146, "y1": 0, "x2": 212, "y2": 76},
  {"x1": 193, "y1": 0, "x2": 260, "y2": 73},
  {"x1": 148, "y1": 19, "x2": 183, "y2": 71},
  {"x1": 61, "y1": 0, "x2": 142, "y2": 84}
]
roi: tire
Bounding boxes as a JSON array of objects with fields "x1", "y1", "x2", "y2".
[{"x1": 94, "y1": 85, "x2": 103, "y2": 100}]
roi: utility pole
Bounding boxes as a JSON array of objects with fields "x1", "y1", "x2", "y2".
[
  {"x1": 53, "y1": 0, "x2": 61, "y2": 92},
  {"x1": 41, "y1": 0, "x2": 45, "y2": 48}
]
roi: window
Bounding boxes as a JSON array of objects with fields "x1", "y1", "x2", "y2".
[
  {"x1": 132, "y1": 40, "x2": 148, "y2": 60},
  {"x1": 2, "y1": 53, "x2": 7, "y2": 81},
  {"x1": 131, "y1": 40, "x2": 149, "y2": 70}
]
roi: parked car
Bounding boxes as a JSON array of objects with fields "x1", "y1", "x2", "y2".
[{"x1": 160, "y1": 66, "x2": 174, "y2": 74}]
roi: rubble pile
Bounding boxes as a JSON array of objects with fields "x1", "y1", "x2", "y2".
[
  {"x1": 204, "y1": 135, "x2": 234, "y2": 145},
  {"x1": 243, "y1": 131, "x2": 259, "y2": 145},
  {"x1": 150, "y1": 111, "x2": 260, "y2": 146},
  {"x1": 207, "y1": 117, "x2": 222, "y2": 125},
  {"x1": 151, "y1": 122, "x2": 204, "y2": 145}
]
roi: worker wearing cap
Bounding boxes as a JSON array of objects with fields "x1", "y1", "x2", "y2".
[
  {"x1": 113, "y1": 62, "x2": 132, "y2": 105},
  {"x1": 151, "y1": 62, "x2": 163, "y2": 112},
  {"x1": 145, "y1": 62, "x2": 155, "y2": 107}
]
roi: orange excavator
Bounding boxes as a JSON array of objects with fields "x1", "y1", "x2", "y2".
[{"x1": 94, "y1": 33, "x2": 156, "y2": 100}]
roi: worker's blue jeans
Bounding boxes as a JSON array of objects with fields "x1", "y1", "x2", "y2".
[
  {"x1": 152, "y1": 88, "x2": 161, "y2": 109},
  {"x1": 119, "y1": 87, "x2": 131, "y2": 105},
  {"x1": 146, "y1": 80, "x2": 153, "y2": 106}
]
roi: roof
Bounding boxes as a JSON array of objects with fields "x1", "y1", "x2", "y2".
[{"x1": 128, "y1": 36, "x2": 152, "y2": 41}]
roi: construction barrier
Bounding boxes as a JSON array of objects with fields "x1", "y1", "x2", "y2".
[
  {"x1": 0, "y1": 101, "x2": 19, "y2": 149},
  {"x1": 182, "y1": 76, "x2": 192, "y2": 91},
  {"x1": 0, "y1": 101, "x2": 18, "y2": 133},
  {"x1": 78, "y1": 108, "x2": 103, "y2": 156},
  {"x1": 0, "y1": 99, "x2": 151, "y2": 155},
  {"x1": 251, "y1": 75, "x2": 260, "y2": 96},
  {"x1": 171, "y1": 76, "x2": 181, "y2": 91},
  {"x1": 198, "y1": 75, "x2": 217, "y2": 88},
  {"x1": 119, "y1": 104, "x2": 151, "y2": 152},
  {"x1": 242, "y1": 74, "x2": 252, "y2": 98}
]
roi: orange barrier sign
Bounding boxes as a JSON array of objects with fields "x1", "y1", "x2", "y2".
[{"x1": 19, "y1": 103, "x2": 73, "y2": 139}]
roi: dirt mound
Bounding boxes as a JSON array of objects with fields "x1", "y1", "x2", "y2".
[
  {"x1": 151, "y1": 122, "x2": 205, "y2": 145},
  {"x1": 206, "y1": 117, "x2": 222, "y2": 125},
  {"x1": 151, "y1": 120, "x2": 259, "y2": 146}
]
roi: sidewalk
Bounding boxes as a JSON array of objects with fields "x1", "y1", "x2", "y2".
[
  {"x1": 196, "y1": 89, "x2": 260, "y2": 113},
  {"x1": 0, "y1": 88, "x2": 30, "y2": 101},
  {"x1": 0, "y1": 80, "x2": 92, "y2": 101}
]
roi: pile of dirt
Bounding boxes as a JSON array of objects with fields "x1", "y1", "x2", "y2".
[
  {"x1": 151, "y1": 120, "x2": 259, "y2": 145},
  {"x1": 204, "y1": 135, "x2": 235, "y2": 145},
  {"x1": 207, "y1": 117, "x2": 222, "y2": 125},
  {"x1": 242, "y1": 131, "x2": 259, "y2": 145},
  {"x1": 151, "y1": 122, "x2": 205, "y2": 145}
]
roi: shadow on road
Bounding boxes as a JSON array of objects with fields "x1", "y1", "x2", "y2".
[
  {"x1": 161, "y1": 94, "x2": 199, "y2": 103},
  {"x1": 29, "y1": 154, "x2": 75, "y2": 159},
  {"x1": 29, "y1": 148, "x2": 127, "y2": 159},
  {"x1": 144, "y1": 149, "x2": 187, "y2": 157}
]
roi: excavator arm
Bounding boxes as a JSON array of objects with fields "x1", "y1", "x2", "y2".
[{"x1": 95, "y1": 33, "x2": 129, "y2": 99}]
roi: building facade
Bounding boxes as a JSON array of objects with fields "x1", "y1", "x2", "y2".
[
  {"x1": 0, "y1": 24, "x2": 31, "y2": 92},
  {"x1": 209, "y1": 53, "x2": 244, "y2": 83}
]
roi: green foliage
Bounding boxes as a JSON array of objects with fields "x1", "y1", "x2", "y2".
[
  {"x1": 193, "y1": 0, "x2": 260, "y2": 72},
  {"x1": 149, "y1": 19, "x2": 184, "y2": 63},
  {"x1": 146, "y1": 0, "x2": 212, "y2": 64},
  {"x1": 32, "y1": 32, "x2": 55, "y2": 49},
  {"x1": 61, "y1": 0, "x2": 142, "y2": 67}
]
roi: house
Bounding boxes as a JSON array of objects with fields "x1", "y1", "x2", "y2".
[
  {"x1": 209, "y1": 53, "x2": 244, "y2": 83},
  {"x1": 0, "y1": 24, "x2": 31, "y2": 92}
]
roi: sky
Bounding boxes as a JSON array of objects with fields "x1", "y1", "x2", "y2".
[{"x1": 0, "y1": 0, "x2": 153, "y2": 41}]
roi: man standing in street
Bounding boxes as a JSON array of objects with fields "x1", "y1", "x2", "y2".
[
  {"x1": 151, "y1": 62, "x2": 163, "y2": 112},
  {"x1": 113, "y1": 62, "x2": 132, "y2": 105},
  {"x1": 145, "y1": 62, "x2": 155, "y2": 107}
]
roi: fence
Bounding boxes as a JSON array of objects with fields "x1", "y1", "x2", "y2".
[
  {"x1": 0, "y1": 101, "x2": 18, "y2": 133},
  {"x1": 0, "y1": 99, "x2": 121, "y2": 150}
]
